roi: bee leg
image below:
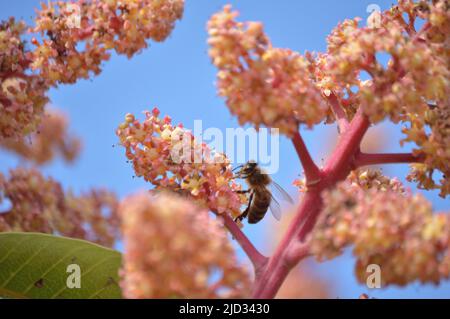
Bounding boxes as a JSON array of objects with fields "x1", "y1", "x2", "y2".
[
  {"x1": 235, "y1": 190, "x2": 251, "y2": 194},
  {"x1": 234, "y1": 191, "x2": 254, "y2": 222}
]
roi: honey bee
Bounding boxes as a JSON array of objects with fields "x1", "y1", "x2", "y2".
[{"x1": 233, "y1": 161, "x2": 294, "y2": 224}]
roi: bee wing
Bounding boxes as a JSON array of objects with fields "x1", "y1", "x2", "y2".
[
  {"x1": 269, "y1": 196, "x2": 282, "y2": 221},
  {"x1": 269, "y1": 181, "x2": 294, "y2": 204},
  {"x1": 268, "y1": 181, "x2": 295, "y2": 221}
]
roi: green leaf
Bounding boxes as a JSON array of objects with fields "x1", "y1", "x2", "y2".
[{"x1": 0, "y1": 232, "x2": 122, "y2": 299}]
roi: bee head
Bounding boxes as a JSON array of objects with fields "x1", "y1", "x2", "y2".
[{"x1": 234, "y1": 160, "x2": 258, "y2": 177}]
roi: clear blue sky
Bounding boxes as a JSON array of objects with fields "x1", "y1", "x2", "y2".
[{"x1": 1, "y1": 0, "x2": 448, "y2": 298}]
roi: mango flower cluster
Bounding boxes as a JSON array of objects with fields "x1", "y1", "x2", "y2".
[
  {"x1": 116, "y1": 108, "x2": 246, "y2": 220},
  {"x1": 310, "y1": 169, "x2": 449, "y2": 286},
  {"x1": 346, "y1": 169, "x2": 406, "y2": 193},
  {"x1": 0, "y1": 18, "x2": 49, "y2": 139},
  {"x1": 208, "y1": 1, "x2": 449, "y2": 196},
  {"x1": 325, "y1": 0, "x2": 449, "y2": 123},
  {"x1": 324, "y1": 0, "x2": 449, "y2": 196},
  {"x1": 403, "y1": 97, "x2": 450, "y2": 197},
  {"x1": 207, "y1": 5, "x2": 329, "y2": 136},
  {"x1": 31, "y1": 0, "x2": 184, "y2": 85},
  {"x1": 0, "y1": 109, "x2": 81, "y2": 165},
  {"x1": 0, "y1": 167, "x2": 120, "y2": 247},
  {"x1": 119, "y1": 192, "x2": 251, "y2": 298},
  {"x1": 1, "y1": 0, "x2": 184, "y2": 139}
]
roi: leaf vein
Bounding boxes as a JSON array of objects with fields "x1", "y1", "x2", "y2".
[
  {"x1": 22, "y1": 245, "x2": 92, "y2": 295},
  {"x1": 0, "y1": 235, "x2": 32, "y2": 265},
  {"x1": 1, "y1": 240, "x2": 52, "y2": 287}
]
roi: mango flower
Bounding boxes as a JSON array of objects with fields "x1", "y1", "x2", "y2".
[
  {"x1": 310, "y1": 169, "x2": 450, "y2": 286},
  {"x1": 207, "y1": 5, "x2": 329, "y2": 136},
  {"x1": 1, "y1": 0, "x2": 184, "y2": 139},
  {"x1": 116, "y1": 108, "x2": 247, "y2": 220},
  {"x1": 31, "y1": 0, "x2": 184, "y2": 85},
  {"x1": 0, "y1": 167, "x2": 120, "y2": 247},
  {"x1": 0, "y1": 109, "x2": 82, "y2": 165},
  {"x1": 0, "y1": 18, "x2": 48, "y2": 139},
  {"x1": 119, "y1": 192, "x2": 251, "y2": 298}
]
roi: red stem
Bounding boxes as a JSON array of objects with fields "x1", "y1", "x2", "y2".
[
  {"x1": 248, "y1": 21, "x2": 431, "y2": 301},
  {"x1": 285, "y1": 242, "x2": 310, "y2": 266},
  {"x1": 322, "y1": 108, "x2": 370, "y2": 182},
  {"x1": 327, "y1": 93, "x2": 349, "y2": 132},
  {"x1": 221, "y1": 214, "x2": 268, "y2": 275},
  {"x1": 355, "y1": 152, "x2": 425, "y2": 167},
  {"x1": 252, "y1": 109, "x2": 370, "y2": 299},
  {"x1": 251, "y1": 191, "x2": 321, "y2": 298},
  {"x1": 291, "y1": 131, "x2": 321, "y2": 185}
]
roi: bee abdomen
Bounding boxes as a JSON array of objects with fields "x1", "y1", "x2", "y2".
[
  {"x1": 247, "y1": 207, "x2": 268, "y2": 224},
  {"x1": 248, "y1": 190, "x2": 271, "y2": 224}
]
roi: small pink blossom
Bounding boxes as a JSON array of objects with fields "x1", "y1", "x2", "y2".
[
  {"x1": 116, "y1": 109, "x2": 247, "y2": 220},
  {"x1": 119, "y1": 192, "x2": 251, "y2": 298}
]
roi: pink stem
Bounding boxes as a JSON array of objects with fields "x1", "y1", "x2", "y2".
[
  {"x1": 251, "y1": 191, "x2": 322, "y2": 298},
  {"x1": 322, "y1": 108, "x2": 370, "y2": 182},
  {"x1": 327, "y1": 93, "x2": 349, "y2": 132},
  {"x1": 291, "y1": 131, "x2": 322, "y2": 185},
  {"x1": 252, "y1": 110, "x2": 370, "y2": 299},
  {"x1": 285, "y1": 238, "x2": 310, "y2": 265},
  {"x1": 249, "y1": 22, "x2": 430, "y2": 301},
  {"x1": 355, "y1": 152, "x2": 425, "y2": 167},
  {"x1": 221, "y1": 214, "x2": 268, "y2": 275},
  {"x1": 297, "y1": 111, "x2": 370, "y2": 241}
]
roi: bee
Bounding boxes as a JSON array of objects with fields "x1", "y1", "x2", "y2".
[{"x1": 233, "y1": 161, "x2": 294, "y2": 224}]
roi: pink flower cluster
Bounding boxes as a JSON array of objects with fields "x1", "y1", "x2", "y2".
[
  {"x1": 347, "y1": 169, "x2": 406, "y2": 193},
  {"x1": 325, "y1": 1, "x2": 449, "y2": 124},
  {"x1": 31, "y1": 0, "x2": 184, "y2": 85},
  {"x1": 0, "y1": 18, "x2": 49, "y2": 139},
  {"x1": 1, "y1": 0, "x2": 184, "y2": 139},
  {"x1": 0, "y1": 167, "x2": 120, "y2": 247},
  {"x1": 119, "y1": 192, "x2": 251, "y2": 298},
  {"x1": 322, "y1": 1, "x2": 449, "y2": 196},
  {"x1": 0, "y1": 109, "x2": 81, "y2": 165},
  {"x1": 209, "y1": 1, "x2": 448, "y2": 196},
  {"x1": 404, "y1": 99, "x2": 450, "y2": 197},
  {"x1": 207, "y1": 5, "x2": 329, "y2": 136},
  {"x1": 116, "y1": 108, "x2": 246, "y2": 220},
  {"x1": 310, "y1": 169, "x2": 449, "y2": 286}
]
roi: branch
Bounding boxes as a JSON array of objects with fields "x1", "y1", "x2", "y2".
[
  {"x1": 221, "y1": 214, "x2": 268, "y2": 274},
  {"x1": 251, "y1": 191, "x2": 322, "y2": 298},
  {"x1": 285, "y1": 242, "x2": 310, "y2": 266},
  {"x1": 415, "y1": 22, "x2": 431, "y2": 42},
  {"x1": 249, "y1": 21, "x2": 431, "y2": 301},
  {"x1": 322, "y1": 108, "x2": 371, "y2": 182},
  {"x1": 355, "y1": 152, "x2": 425, "y2": 167},
  {"x1": 291, "y1": 131, "x2": 321, "y2": 185},
  {"x1": 327, "y1": 93, "x2": 349, "y2": 132},
  {"x1": 252, "y1": 110, "x2": 371, "y2": 299}
]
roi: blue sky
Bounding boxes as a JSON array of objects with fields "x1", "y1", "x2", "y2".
[{"x1": 1, "y1": 0, "x2": 448, "y2": 298}]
